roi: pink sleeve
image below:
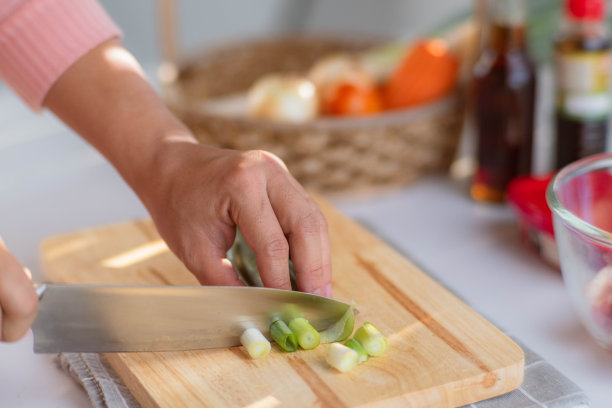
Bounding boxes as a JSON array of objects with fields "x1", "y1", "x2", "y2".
[{"x1": 0, "y1": 0, "x2": 122, "y2": 110}]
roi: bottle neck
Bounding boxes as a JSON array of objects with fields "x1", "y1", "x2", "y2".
[
  {"x1": 555, "y1": 14, "x2": 610, "y2": 52},
  {"x1": 483, "y1": 0, "x2": 528, "y2": 52},
  {"x1": 487, "y1": 23, "x2": 527, "y2": 52}
]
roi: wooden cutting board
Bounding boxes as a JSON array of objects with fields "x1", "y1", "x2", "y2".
[{"x1": 40, "y1": 198, "x2": 524, "y2": 408}]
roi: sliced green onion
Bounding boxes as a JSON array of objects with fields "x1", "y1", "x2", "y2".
[
  {"x1": 326, "y1": 343, "x2": 359, "y2": 373},
  {"x1": 353, "y1": 322, "x2": 388, "y2": 357},
  {"x1": 344, "y1": 338, "x2": 368, "y2": 364},
  {"x1": 288, "y1": 317, "x2": 320, "y2": 350},
  {"x1": 319, "y1": 303, "x2": 355, "y2": 344},
  {"x1": 240, "y1": 327, "x2": 271, "y2": 359},
  {"x1": 270, "y1": 320, "x2": 298, "y2": 352}
]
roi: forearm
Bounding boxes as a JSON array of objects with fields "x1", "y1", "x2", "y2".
[{"x1": 43, "y1": 39, "x2": 195, "y2": 196}]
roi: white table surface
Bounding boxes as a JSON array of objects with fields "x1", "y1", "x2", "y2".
[{"x1": 0, "y1": 87, "x2": 611, "y2": 408}]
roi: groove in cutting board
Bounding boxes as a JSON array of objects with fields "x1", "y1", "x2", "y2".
[{"x1": 355, "y1": 253, "x2": 494, "y2": 379}]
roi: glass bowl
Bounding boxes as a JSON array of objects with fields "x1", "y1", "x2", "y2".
[{"x1": 547, "y1": 153, "x2": 612, "y2": 350}]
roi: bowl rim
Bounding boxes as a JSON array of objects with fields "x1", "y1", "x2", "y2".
[{"x1": 546, "y1": 152, "x2": 612, "y2": 246}]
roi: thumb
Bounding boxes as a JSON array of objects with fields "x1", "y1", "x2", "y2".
[{"x1": 0, "y1": 241, "x2": 38, "y2": 342}]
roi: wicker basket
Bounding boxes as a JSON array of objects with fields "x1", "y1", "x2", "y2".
[{"x1": 159, "y1": 35, "x2": 465, "y2": 193}]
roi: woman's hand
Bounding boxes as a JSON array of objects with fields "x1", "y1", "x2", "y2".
[
  {"x1": 0, "y1": 239, "x2": 38, "y2": 342},
  {"x1": 140, "y1": 142, "x2": 332, "y2": 295}
]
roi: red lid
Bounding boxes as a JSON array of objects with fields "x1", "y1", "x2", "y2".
[{"x1": 566, "y1": 0, "x2": 606, "y2": 20}]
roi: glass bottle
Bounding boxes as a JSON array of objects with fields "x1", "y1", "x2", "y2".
[
  {"x1": 554, "y1": 0, "x2": 611, "y2": 169},
  {"x1": 470, "y1": 0, "x2": 536, "y2": 203}
]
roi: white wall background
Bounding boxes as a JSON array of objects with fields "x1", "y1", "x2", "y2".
[{"x1": 98, "y1": 0, "x2": 472, "y2": 68}]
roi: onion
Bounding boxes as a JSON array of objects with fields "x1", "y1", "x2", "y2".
[{"x1": 247, "y1": 74, "x2": 319, "y2": 122}]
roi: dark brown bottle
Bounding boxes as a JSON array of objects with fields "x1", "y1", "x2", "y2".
[
  {"x1": 554, "y1": 0, "x2": 610, "y2": 169},
  {"x1": 471, "y1": 0, "x2": 536, "y2": 203}
]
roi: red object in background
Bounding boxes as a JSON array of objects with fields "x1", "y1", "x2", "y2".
[
  {"x1": 507, "y1": 174, "x2": 559, "y2": 268},
  {"x1": 507, "y1": 174, "x2": 555, "y2": 236},
  {"x1": 508, "y1": 170, "x2": 612, "y2": 271},
  {"x1": 566, "y1": 0, "x2": 605, "y2": 20}
]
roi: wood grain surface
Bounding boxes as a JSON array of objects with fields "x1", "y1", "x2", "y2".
[{"x1": 40, "y1": 198, "x2": 524, "y2": 407}]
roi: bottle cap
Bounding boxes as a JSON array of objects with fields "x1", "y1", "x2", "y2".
[{"x1": 566, "y1": 0, "x2": 606, "y2": 21}]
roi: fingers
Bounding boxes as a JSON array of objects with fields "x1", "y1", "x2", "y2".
[
  {"x1": 268, "y1": 165, "x2": 333, "y2": 297},
  {"x1": 0, "y1": 241, "x2": 38, "y2": 342},
  {"x1": 195, "y1": 256, "x2": 245, "y2": 287},
  {"x1": 181, "y1": 231, "x2": 245, "y2": 287},
  {"x1": 147, "y1": 146, "x2": 332, "y2": 296},
  {"x1": 226, "y1": 150, "x2": 331, "y2": 296},
  {"x1": 318, "y1": 220, "x2": 333, "y2": 298},
  {"x1": 236, "y1": 195, "x2": 292, "y2": 291},
  {"x1": 266, "y1": 175, "x2": 332, "y2": 297}
]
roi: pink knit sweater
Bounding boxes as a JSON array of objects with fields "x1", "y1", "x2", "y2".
[{"x1": 0, "y1": 0, "x2": 122, "y2": 110}]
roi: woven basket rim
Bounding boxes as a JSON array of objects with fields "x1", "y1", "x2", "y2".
[{"x1": 171, "y1": 92, "x2": 461, "y2": 131}]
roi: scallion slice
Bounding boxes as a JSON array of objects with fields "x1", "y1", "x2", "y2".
[
  {"x1": 353, "y1": 322, "x2": 387, "y2": 357},
  {"x1": 326, "y1": 343, "x2": 359, "y2": 373},
  {"x1": 240, "y1": 327, "x2": 271, "y2": 359},
  {"x1": 344, "y1": 338, "x2": 368, "y2": 363},
  {"x1": 270, "y1": 320, "x2": 298, "y2": 352},
  {"x1": 319, "y1": 303, "x2": 355, "y2": 343},
  {"x1": 288, "y1": 317, "x2": 320, "y2": 350}
]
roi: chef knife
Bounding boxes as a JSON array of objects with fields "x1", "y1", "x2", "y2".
[{"x1": 32, "y1": 284, "x2": 352, "y2": 353}]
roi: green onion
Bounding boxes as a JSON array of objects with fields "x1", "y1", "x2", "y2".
[
  {"x1": 353, "y1": 322, "x2": 387, "y2": 357},
  {"x1": 344, "y1": 338, "x2": 368, "y2": 364},
  {"x1": 319, "y1": 303, "x2": 355, "y2": 344},
  {"x1": 326, "y1": 343, "x2": 359, "y2": 373},
  {"x1": 270, "y1": 320, "x2": 298, "y2": 352},
  {"x1": 240, "y1": 327, "x2": 271, "y2": 359},
  {"x1": 288, "y1": 317, "x2": 320, "y2": 350}
]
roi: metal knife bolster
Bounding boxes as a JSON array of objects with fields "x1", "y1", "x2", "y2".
[{"x1": 32, "y1": 284, "x2": 351, "y2": 353}]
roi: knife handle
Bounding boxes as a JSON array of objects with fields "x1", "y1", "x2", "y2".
[{"x1": 34, "y1": 283, "x2": 47, "y2": 299}]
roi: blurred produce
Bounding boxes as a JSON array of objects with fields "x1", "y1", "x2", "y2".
[
  {"x1": 554, "y1": 0, "x2": 610, "y2": 169},
  {"x1": 247, "y1": 74, "x2": 319, "y2": 123},
  {"x1": 321, "y1": 82, "x2": 383, "y2": 116},
  {"x1": 246, "y1": 36, "x2": 461, "y2": 119},
  {"x1": 470, "y1": 0, "x2": 536, "y2": 203},
  {"x1": 308, "y1": 54, "x2": 383, "y2": 116},
  {"x1": 383, "y1": 39, "x2": 459, "y2": 110}
]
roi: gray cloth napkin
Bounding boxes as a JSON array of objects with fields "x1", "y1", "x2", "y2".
[
  {"x1": 57, "y1": 334, "x2": 589, "y2": 408},
  {"x1": 56, "y1": 353, "x2": 141, "y2": 408},
  {"x1": 462, "y1": 337, "x2": 590, "y2": 408}
]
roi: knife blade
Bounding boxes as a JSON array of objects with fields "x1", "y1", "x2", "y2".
[{"x1": 32, "y1": 284, "x2": 351, "y2": 353}]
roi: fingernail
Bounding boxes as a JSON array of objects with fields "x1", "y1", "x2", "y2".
[{"x1": 325, "y1": 283, "x2": 333, "y2": 298}]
